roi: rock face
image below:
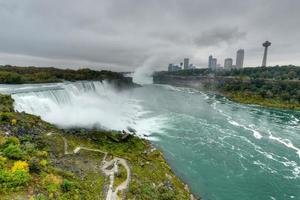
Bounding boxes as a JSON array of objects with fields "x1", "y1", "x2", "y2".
[{"x1": 153, "y1": 73, "x2": 245, "y2": 90}]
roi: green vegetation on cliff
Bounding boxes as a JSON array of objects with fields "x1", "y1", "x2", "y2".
[
  {"x1": 154, "y1": 65, "x2": 300, "y2": 110},
  {"x1": 218, "y1": 78, "x2": 300, "y2": 110},
  {"x1": 224, "y1": 92, "x2": 300, "y2": 110},
  {"x1": 0, "y1": 94, "x2": 194, "y2": 200}
]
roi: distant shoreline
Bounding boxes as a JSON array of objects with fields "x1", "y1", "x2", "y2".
[
  {"x1": 153, "y1": 66, "x2": 300, "y2": 111},
  {"x1": 223, "y1": 91, "x2": 300, "y2": 111},
  {"x1": 154, "y1": 80, "x2": 300, "y2": 111}
]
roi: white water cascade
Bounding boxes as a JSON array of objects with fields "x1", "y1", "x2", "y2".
[{"x1": 7, "y1": 81, "x2": 162, "y2": 138}]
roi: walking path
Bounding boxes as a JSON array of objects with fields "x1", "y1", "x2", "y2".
[
  {"x1": 102, "y1": 158, "x2": 131, "y2": 200},
  {"x1": 47, "y1": 132, "x2": 131, "y2": 200}
]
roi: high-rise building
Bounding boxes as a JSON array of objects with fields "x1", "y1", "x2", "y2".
[
  {"x1": 208, "y1": 55, "x2": 213, "y2": 68},
  {"x1": 184, "y1": 58, "x2": 189, "y2": 70},
  {"x1": 168, "y1": 64, "x2": 173, "y2": 72},
  {"x1": 168, "y1": 63, "x2": 181, "y2": 72},
  {"x1": 209, "y1": 55, "x2": 218, "y2": 69},
  {"x1": 236, "y1": 49, "x2": 244, "y2": 68},
  {"x1": 224, "y1": 58, "x2": 233, "y2": 69},
  {"x1": 211, "y1": 58, "x2": 217, "y2": 69}
]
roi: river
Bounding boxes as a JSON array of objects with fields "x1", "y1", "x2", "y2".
[{"x1": 0, "y1": 81, "x2": 299, "y2": 200}]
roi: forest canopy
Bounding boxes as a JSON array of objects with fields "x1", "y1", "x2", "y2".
[{"x1": 0, "y1": 65, "x2": 125, "y2": 84}]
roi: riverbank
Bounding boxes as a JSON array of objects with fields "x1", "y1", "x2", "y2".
[
  {"x1": 224, "y1": 91, "x2": 300, "y2": 111},
  {"x1": 0, "y1": 94, "x2": 197, "y2": 199},
  {"x1": 153, "y1": 68, "x2": 300, "y2": 111}
]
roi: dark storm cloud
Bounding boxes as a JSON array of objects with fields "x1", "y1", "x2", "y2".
[{"x1": 0, "y1": 0, "x2": 299, "y2": 71}]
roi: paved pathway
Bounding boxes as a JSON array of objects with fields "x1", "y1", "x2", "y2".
[{"x1": 102, "y1": 158, "x2": 131, "y2": 200}]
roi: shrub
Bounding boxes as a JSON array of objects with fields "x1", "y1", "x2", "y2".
[
  {"x1": 0, "y1": 156, "x2": 7, "y2": 167},
  {"x1": 31, "y1": 194, "x2": 49, "y2": 200},
  {"x1": 10, "y1": 170, "x2": 32, "y2": 186},
  {"x1": 11, "y1": 161, "x2": 29, "y2": 173},
  {"x1": 11, "y1": 118, "x2": 17, "y2": 125},
  {"x1": 158, "y1": 186, "x2": 176, "y2": 200},
  {"x1": 42, "y1": 174, "x2": 62, "y2": 193},
  {"x1": 23, "y1": 142, "x2": 36, "y2": 154},
  {"x1": 36, "y1": 151, "x2": 48, "y2": 158},
  {"x1": 0, "y1": 136, "x2": 6, "y2": 146},
  {"x1": 0, "y1": 94, "x2": 14, "y2": 112},
  {"x1": 0, "y1": 112, "x2": 15, "y2": 122},
  {"x1": 61, "y1": 179, "x2": 75, "y2": 192},
  {"x1": 5, "y1": 136, "x2": 20, "y2": 146},
  {"x1": 39, "y1": 159, "x2": 48, "y2": 167},
  {"x1": 3, "y1": 144, "x2": 23, "y2": 159},
  {"x1": 29, "y1": 157, "x2": 42, "y2": 173},
  {"x1": 0, "y1": 169, "x2": 31, "y2": 192}
]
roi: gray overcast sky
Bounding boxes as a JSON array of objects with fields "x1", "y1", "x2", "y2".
[{"x1": 0, "y1": 0, "x2": 300, "y2": 71}]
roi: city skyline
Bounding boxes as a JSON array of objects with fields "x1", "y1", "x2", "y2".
[{"x1": 169, "y1": 44, "x2": 270, "y2": 71}]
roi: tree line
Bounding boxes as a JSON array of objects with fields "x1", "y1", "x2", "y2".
[
  {"x1": 161, "y1": 65, "x2": 300, "y2": 80},
  {"x1": 0, "y1": 65, "x2": 125, "y2": 84}
]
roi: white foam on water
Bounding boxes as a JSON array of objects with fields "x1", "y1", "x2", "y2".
[
  {"x1": 210, "y1": 99, "x2": 300, "y2": 180},
  {"x1": 212, "y1": 100, "x2": 263, "y2": 140},
  {"x1": 268, "y1": 131, "x2": 300, "y2": 158},
  {"x1": 228, "y1": 120, "x2": 263, "y2": 139},
  {"x1": 10, "y1": 81, "x2": 165, "y2": 140}
]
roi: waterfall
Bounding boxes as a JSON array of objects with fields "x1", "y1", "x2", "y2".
[{"x1": 10, "y1": 81, "x2": 147, "y2": 133}]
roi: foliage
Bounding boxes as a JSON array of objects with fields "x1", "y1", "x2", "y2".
[
  {"x1": 2, "y1": 144, "x2": 23, "y2": 160},
  {"x1": 0, "y1": 169, "x2": 31, "y2": 192},
  {"x1": 0, "y1": 65, "x2": 129, "y2": 84},
  {"x1": 0, "y1": 156, "x2": 7, "y2": 167},
  {"x1": 39, "y1": 159, "x2": 48, "y2": 167},
  {"x1": 36, "y1": 151, "x2": 48, "y2": 158},
  {"x1": 28, "y1": 157, "x2": 43, "y2": 173},
  {"x1": 224, "y1": 92, "x2": 300, "y2": 110},
  {"x1": 0, "y1": 94, "x2": 14, "y2": 112},
  {"x1": 11, "y1": 118, "x2": 17, "y2": 125},
  {"x1": 5, "y1": 136, "x2": 20, "y2": 146},
  {"x1": 0, "y1": 112, "x2": 16, "y2": 123},
  {"x1": 61, "y1": 179, "x2": 75, "y2": 192},
  {"x1": 11, "y1": 161, "x2": 29, "y2": 173},
  {"x1": 42, "y1": 174, "x2": 63, "y2": 196},
  {"x1": 0, "y1": 136, "x2": 6, "y2": 146},
  {"x1": 158, "y1": 65, "x2": 300, "y2": 80}
]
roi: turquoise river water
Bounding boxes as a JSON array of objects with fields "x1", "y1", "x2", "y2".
[{"x1": 0, "y1": 81, "x2": 299, "y2": 200}]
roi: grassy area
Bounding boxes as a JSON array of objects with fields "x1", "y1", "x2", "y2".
[
  {"x1": 0, "y1": 94, "x2": 195, "y2": 200},
  {"x1": 224, "y1": 91, "x2": 300, "y2": 111}
]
